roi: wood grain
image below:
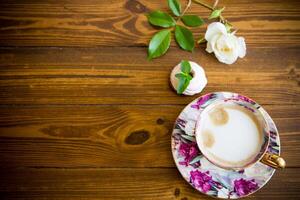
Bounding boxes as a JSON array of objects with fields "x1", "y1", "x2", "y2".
[
  {"x1": 0, "y1": 0, "x2": 299, "y2": 199},
  {"x1": 0, "y1": 47, "x2": 299, "y2": 105},
  {"x1": 0, "y1": 0, "x2": 299, "y2": 47},
  {"x1": 0, "y1": 168, "x2": 299, "y2": 200},
  {"x1": 0, "y1": 105, "x2": 299, "y2": 168}
]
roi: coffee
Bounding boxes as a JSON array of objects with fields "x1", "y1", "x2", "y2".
[{"x1": 196, "y1": 102, "x2": 264, "y2": 169}]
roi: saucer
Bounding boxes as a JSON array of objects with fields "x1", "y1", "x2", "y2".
[{"x1": 171, "y1": 92, "x2": 280, "y2": 199}]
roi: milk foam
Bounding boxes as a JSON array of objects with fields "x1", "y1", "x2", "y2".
[{"x1": 197, "y1": 103, "x2": 264, "y2": 168}]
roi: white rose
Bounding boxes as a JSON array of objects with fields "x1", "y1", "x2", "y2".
[{"x1": 205, "y1": 22, "x2": 246, "y2": 64}]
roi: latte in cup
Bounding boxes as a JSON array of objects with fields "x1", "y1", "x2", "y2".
[{"x1": 196, "y1": 102, "x2": 266, "y2": 169}]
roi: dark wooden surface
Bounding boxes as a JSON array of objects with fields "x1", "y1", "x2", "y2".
[{"x1": 0, "y1": 0, "x2": 299, "y2": 199}]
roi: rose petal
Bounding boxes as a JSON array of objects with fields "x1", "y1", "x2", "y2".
[
  {"x1": 206, "y1": 41, "x2": 213, "y2": 53},
  {"x1": 213, "y1": 35, "x2": 239, "y2": 64},
  {"x1": 205, "y1": 22, "x2": 227, "y2": 42},
  {"x1": 208, "y1": 34, "x2": 219, "y2": 54}
]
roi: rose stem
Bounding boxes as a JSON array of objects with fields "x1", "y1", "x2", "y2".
[
  {"x1": 192, "y1": 0, "x2": 214, "y2": 11},
  {"x1": 181, "y1": 0, "x2": 192, "y2": 17}
]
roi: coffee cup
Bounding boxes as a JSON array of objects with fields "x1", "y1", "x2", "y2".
[{"x1": 195, "y1": 96, "x2": 286, "y2": 170}]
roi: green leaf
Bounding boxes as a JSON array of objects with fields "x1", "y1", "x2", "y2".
[
  {"x1": 181, "y1": 15, "x2": 204, "y2": 27},
  {"x1": 168, "y1": 0, "x2": 181, "y2": 16},
  {"x1": 147, "y1": 11, "x2": 176, "y2": 28},
  {"x1": 187, "y1": 74, "x2": 193, "y2": 80},
  {"x1": 177, "y1": 76, "x2": 191, "y2": 94},
  {"x1": 148, "y1": 30, "x2": 171, "y2": 60},
  {"x1": 183, "y1": 78, "x2": 190, "y2": 91},
  {"x1": 177, "y1": 77, "x2": 186, "y2": 94},
  {"x1": 175, "y1": 72, "x2": 185, "y2": 79},
  {"x1": 180, "y1": 60, "x2": 191, "y2": 74},
  {"x1": 209, "y1": 7, "x2": 225, "y2": 19},
  {"x1": 174, "y1": 25, "x2": 195, "y2": 51}
]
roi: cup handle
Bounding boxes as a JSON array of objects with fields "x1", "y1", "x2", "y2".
[{"x1": 260, "y1": 152, "x2": 286, "y2": 169}]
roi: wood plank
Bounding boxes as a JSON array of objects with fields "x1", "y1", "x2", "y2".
[
  {"x1": 0, "y1": 47, "x2": 299, "y2": 105},
  {"x1": 0, "y1": 105, "x2": 298, "y2": 168},
  {"x1": 0, "y1": 168, "x2": 299, "y2": 199},
  {"x1": 0, "y1": 0, "x2": 299, "y2": 47}
]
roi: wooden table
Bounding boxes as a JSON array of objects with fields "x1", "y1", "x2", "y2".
[{"x1": 0, "y1": 0, "x2": 299, "y2": 199}]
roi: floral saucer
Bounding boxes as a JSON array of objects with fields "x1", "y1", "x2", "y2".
[{"x1": 171, "y1": 92, "x2": 280, "y2": 199}]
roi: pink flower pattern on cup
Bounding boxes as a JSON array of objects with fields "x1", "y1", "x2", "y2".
[
  {"x1": 190, "y1": 170, "x2": 213, "y2": 193},
  {"x1": 191, "y1": 93, "x2": 215, "y2": 110},
  {"x1": 234, "y1": 178, "x2": 258, "y2": 196},
  {"x1": 178, "y1": 142, "x2": 199, "y2": 166}
]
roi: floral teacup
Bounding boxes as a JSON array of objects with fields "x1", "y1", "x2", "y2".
[
  {"x1": 171, "y1": 92, "x2": 285, "y2": 198},
  {"x1": 195, "y1": 97, "x2": 286, "y2": 170}
]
